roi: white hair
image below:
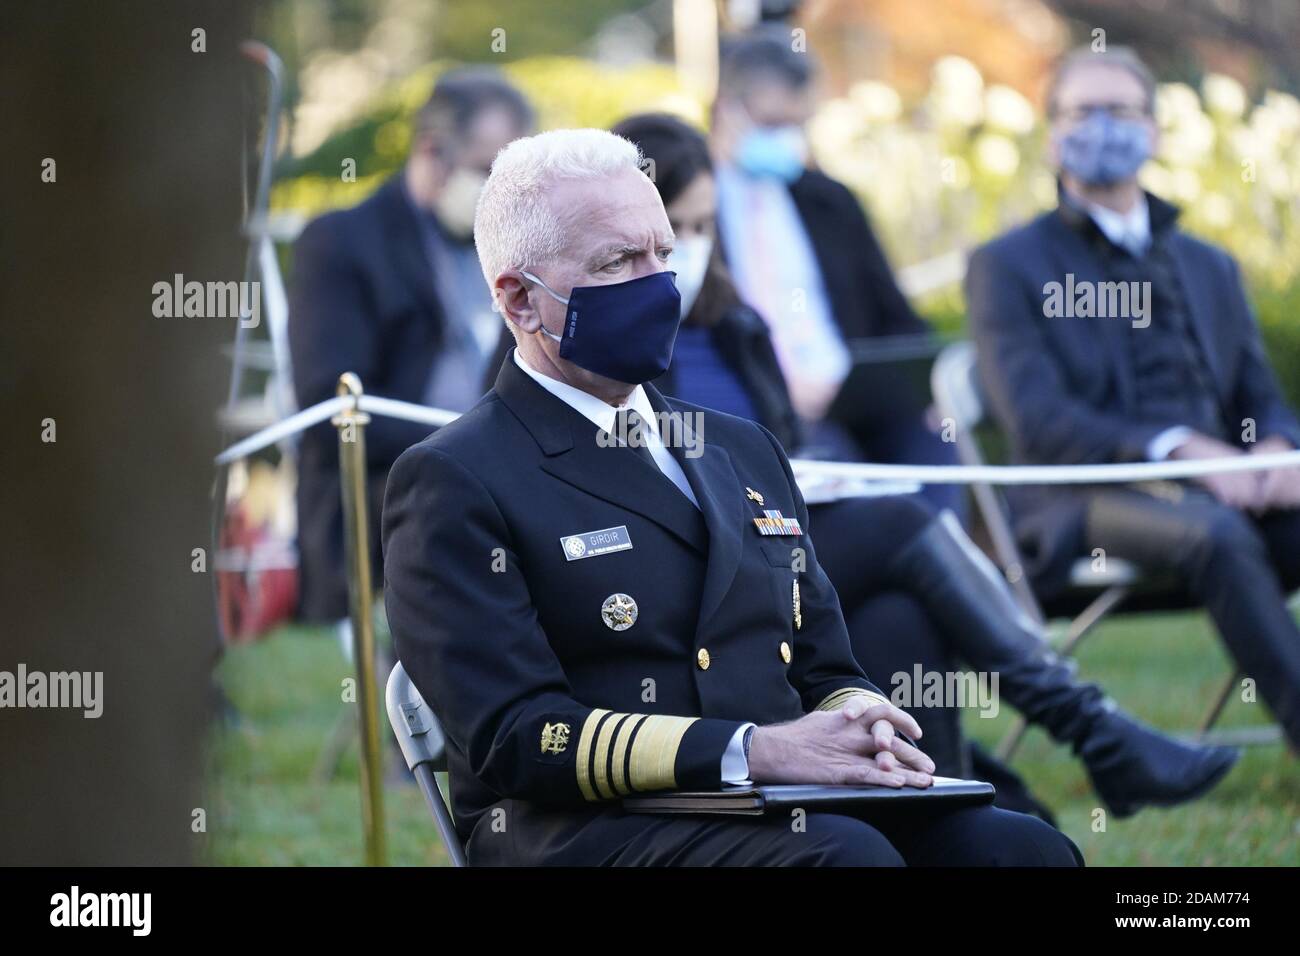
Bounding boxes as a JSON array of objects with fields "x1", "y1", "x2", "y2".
[{"x1": 473, "y1": 128, "x2": 643, "y2": 292}]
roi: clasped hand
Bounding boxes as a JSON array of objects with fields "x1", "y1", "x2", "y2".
[{"x1": 747, "y1": 698, "x2": 936, "y2": 789}]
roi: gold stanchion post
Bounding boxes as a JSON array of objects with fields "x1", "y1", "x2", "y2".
[{"x1": 332, "y1": 372, "x2": 387, "y2": 866}]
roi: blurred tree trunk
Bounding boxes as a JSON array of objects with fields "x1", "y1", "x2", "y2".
[{"x1": 0, "y1": 0, "x2": 254, "y2": 864}]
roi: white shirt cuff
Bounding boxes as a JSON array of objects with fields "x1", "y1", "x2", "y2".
[
  {"x1": 721, "y1": 723, "x2": 756, "y2": 784},
  {"x1": 1147, "y1": 426, "x2": 1194, "y2": 461}
]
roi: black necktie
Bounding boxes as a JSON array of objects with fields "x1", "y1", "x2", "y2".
[{"x1": 616, "y1": 408, "x2": 659, "y2": 471}]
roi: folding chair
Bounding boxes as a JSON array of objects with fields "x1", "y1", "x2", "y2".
[
  {"x1": 385, "y1": 661, "x2": 467, "y2": 867},
  {"x1": 930, "y1": 341, "x2": 1281, "y2": 754}
]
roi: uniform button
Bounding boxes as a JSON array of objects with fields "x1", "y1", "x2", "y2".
[
  {"x1": 779, "y1": 641, "x2": 792, "y2": 664},
  {"x1": 696, "y1": 648, "x2": 711, "y2": 670}
]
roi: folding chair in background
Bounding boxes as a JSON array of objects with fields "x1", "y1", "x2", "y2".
[{"x1": 930, "y1": 341, "x2": 1282, "y2": 755}]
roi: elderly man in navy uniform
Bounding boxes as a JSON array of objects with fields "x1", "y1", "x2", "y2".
[{"x1": 383, "y1": 128, "x2": 1082, "y2": 866}]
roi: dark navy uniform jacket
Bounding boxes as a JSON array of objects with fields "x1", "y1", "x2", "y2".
[{"x1": 382, "y1": 352, "x2": 887, "y2": 862}]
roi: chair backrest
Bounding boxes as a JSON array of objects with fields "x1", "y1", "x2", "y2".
[
  {"x1": 386, "y1": 661, "x2": 468, "y2": 866},
  {"x1": 930, "y1": 340, "x2": 985, "y2": 437},
  {"x1": 385, "y1": 661, "x2": 447, "y2": 773},
  {"x1": 931, "y1": 341, "x2": 1046, "y2": 624}
]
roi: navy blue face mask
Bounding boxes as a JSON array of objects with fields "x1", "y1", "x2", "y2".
[{"x1": 521, "y1": 269, "x2": 682, "y2": 385}]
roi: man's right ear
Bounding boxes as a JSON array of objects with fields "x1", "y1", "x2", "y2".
[{"x1": 495, "y1": 271, "x2": 540, "y2": 334}]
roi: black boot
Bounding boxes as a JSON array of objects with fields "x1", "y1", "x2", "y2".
[{"x1": 887, "y1": 511, "x2": 1239, "y2": 818}]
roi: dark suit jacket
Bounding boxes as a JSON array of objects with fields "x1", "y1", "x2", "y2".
[
  {"x1": 966, "y1": 191, "x2": 1300, "y2": 592},
  {"x1": 289, "y1": 175, "x2": 444, "y2": 621},
  {"x1": 382, "y1": 352, "x2": 886, "y2": 863}
]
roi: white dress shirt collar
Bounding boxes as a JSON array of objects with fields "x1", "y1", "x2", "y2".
[
  {"x1": 511, "y1": 349, "x2": 700, "y2": 508},
  {"x1": 1087, "y1": 193, "x2": 1151, "y2": 256},
  {"x1": 512, "y1": 348, "x2": 655, "y2": 434}
]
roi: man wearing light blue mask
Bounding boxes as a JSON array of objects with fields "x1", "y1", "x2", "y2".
[
  {"x1": 709, "y1": 27, "x2": 965, "y2": 518},
  {"x1": 968, "y1": 46, "x2": 1300, "y2": 753}
]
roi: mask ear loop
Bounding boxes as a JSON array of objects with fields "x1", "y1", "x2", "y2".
[
  {"x1": 519, "y1": 271, "x2": 568, "y2": 343},
  {"x1": 520, "y1": 270, "x2": 570, "y2": 305}
]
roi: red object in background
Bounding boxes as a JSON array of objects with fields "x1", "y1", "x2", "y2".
[{"x1": 216, "y1": 503, "x2": 298, "y2": 644}]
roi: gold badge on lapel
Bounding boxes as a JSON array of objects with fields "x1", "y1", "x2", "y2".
[
  {"x1": 793, "y1": 579, "x2": 802, "y2": 630},
  {"x1": 540, "y1": 721, "x2": 570, "y2": 754},
  {"x1": 601, "y1": 592, "x2": 638, "y2": 631},
  {"x1": 745, "y1": 486, "x2": 765, "y2": 506}
]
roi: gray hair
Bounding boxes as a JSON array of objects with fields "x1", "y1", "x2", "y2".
[
  {"x1": 473, "y1": 128, "x2": 643, "y2": 292},
  {"x1": 717, "y1": 25, "x2": 816, "y2": 101},
  {"x1": 1046, "y1": 46, "x2": 1157, "y2": 118},
  {"x1": 413, "y1": 66, "x2": 534, "y2": 150}
]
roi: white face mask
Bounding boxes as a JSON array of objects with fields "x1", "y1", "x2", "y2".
[
  {"x1": 433, "y1": 166, "x2": 488, "y2": 239},
  {"x1": 670, "y1": 235, "x2": 713, "y2": 319}
]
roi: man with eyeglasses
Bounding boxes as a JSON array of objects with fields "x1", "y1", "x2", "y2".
[
  {"x1": 706, "y1": 27, "x2": 966, "y2": 520},
  {"x1": 290, "y1": 68, "x2": 534, "y2": 626},
  {"x1": 967, "y1": 46, "x2": 1300, "y2": 753}
]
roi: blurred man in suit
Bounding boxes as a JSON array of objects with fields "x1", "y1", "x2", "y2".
[
  {"x1": 383, "y1": 128, "x2": 1081, "y2": 866},
  {"x1": 290, "y1": 68, "x2": 533, "y2": 622},
  {"x1": 708, "y1": 27, "x2": 963, "y2": 516},
  {"x1": 967, "y1": 46, "x2": 1300, "y2": 750}
]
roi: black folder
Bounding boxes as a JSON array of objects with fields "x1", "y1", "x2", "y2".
[{"x1": 622, "y1": 777, "x2": 995, "y2": 816}]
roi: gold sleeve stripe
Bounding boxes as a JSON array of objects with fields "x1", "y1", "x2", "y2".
[
  {"x1": 592, "y1": 713, "x2": 630, "y2": 800},
  {"x1": 575, "y1": 710, "x2": 698, "y2": 801},
  {"x1": 816, "y1": 688, "x2": 892, "y2": 713},
  {"x1": 628, "y1": 714, "x2": 696, "y2": 793},
  {"x1": 576, "y1": 708, "x2": 613, "y2": 802},
  {"x1": 610, "y1": 714, "x2": 647, "y2": 797}
]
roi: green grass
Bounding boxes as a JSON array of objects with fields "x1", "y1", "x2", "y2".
[
  {"x1": 206, "y1": 613, "x2": 1299, "y2": 866},
  {"x1": 963, "y1": 610, "x2": 1300, "y2": 865},
  {"x1": 205, "y1": 625, "x2": 449, "y2": 866}
]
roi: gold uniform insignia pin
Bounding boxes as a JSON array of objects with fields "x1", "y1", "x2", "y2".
[
  {"x1": 540, "y1": 721, "x2": 571, "y2": 754},
  {"x1": 793, "y1": 579, "x2": 802, "y2": 630},
  {"x1": 745, "y1": 487, "x2": 765, "y2": 506},
  {"x1": 601, "y1": 592, "x2": 638, "y2": 631}
]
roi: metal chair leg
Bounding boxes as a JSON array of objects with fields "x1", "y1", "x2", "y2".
[
  {"x1": 312, "y1": 708, "x2": 357, "y2": 783},
  {"x1": 1056, "y1": 585, "x2": 1130, "y2": 657},
  {"x1": 313, "y1": 642, "x2": 395, "y2": 783},
  {"x1": 995, "y1": 716, "x2": 1032, "y2": 764},
  {"x1": 414, "y1": 764, "x2": 467, "y2": 867},
  {"x1": 1198, "y1": 670, "x2": 1238, "y2": 738}
]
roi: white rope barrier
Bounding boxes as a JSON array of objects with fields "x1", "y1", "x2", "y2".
[
  {"x1": 358, "y1": 394, "x2": 458, "y2": 429},
  {"x1": 789, "y1": 452, "x2": 1300, "y2": 485},
  {"x1": 215, "y1": 396, "x2": 347, "y2": 465},
  {"x1": 215, "y1": 393, "x2": 1300, "y2": 485}
]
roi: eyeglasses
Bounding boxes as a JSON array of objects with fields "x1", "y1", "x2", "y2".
[{"x1": 1053, "y1": 101, "x2": 1151, "y2": 123}]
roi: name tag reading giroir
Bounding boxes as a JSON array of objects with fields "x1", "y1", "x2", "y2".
[{"x1": 560, "y1": 525, "x2": 633, "y2": 561}]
